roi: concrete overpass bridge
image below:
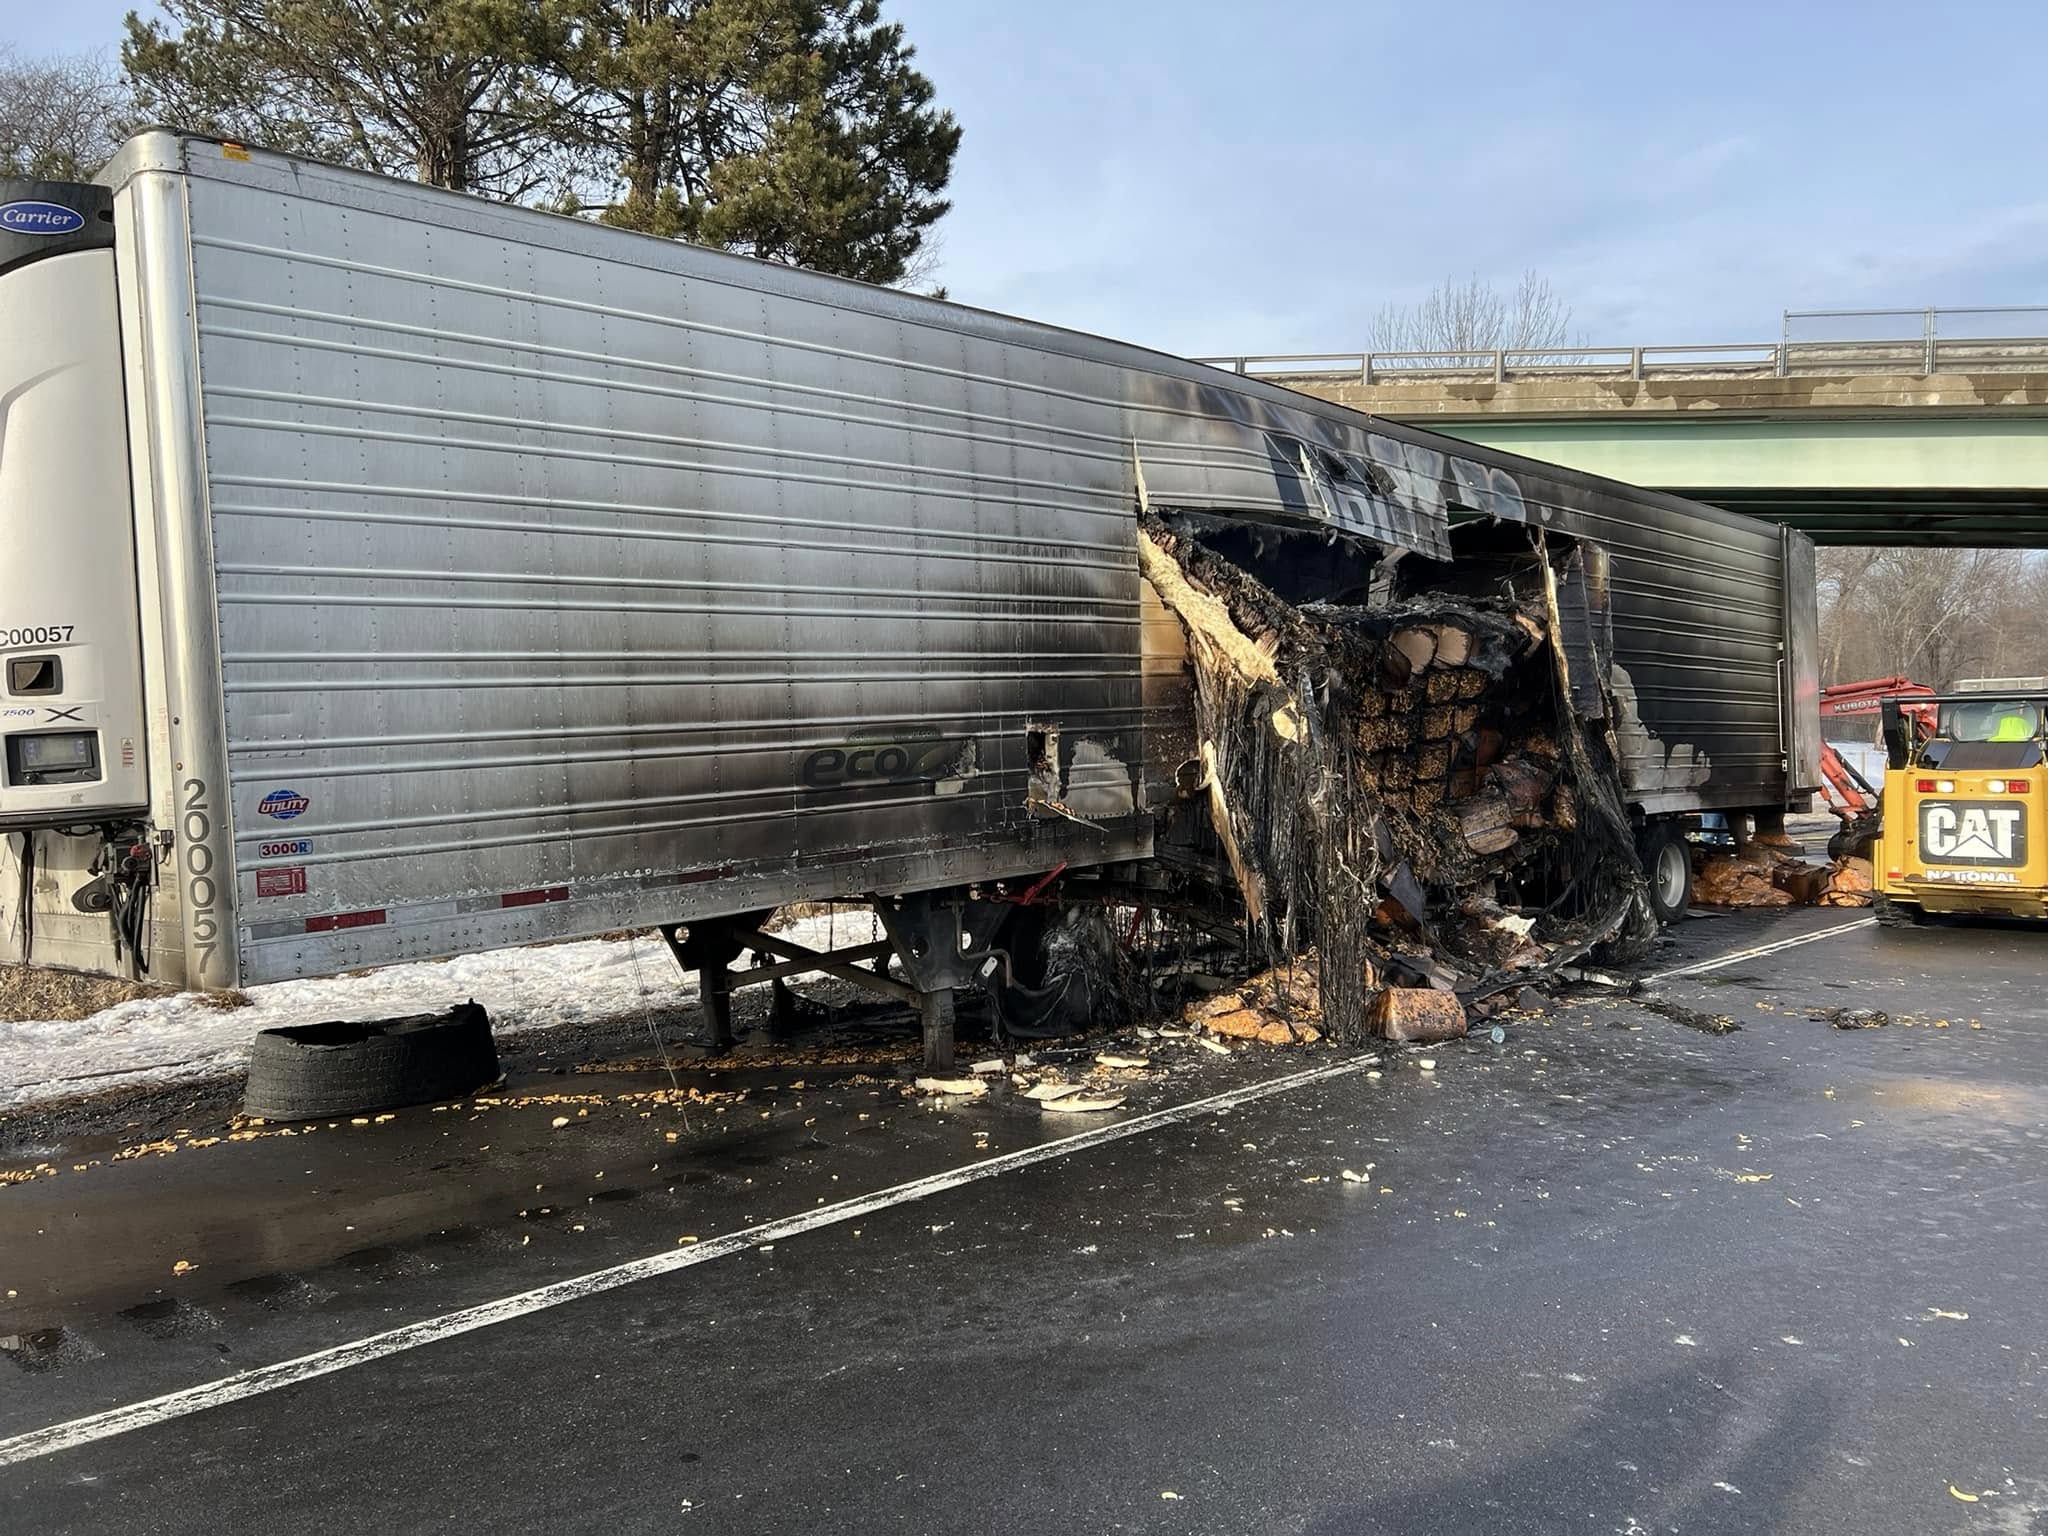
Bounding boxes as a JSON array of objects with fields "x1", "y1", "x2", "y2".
[{"x1": 1198, "y1": 308, "x2": 2048, "y2": 546}]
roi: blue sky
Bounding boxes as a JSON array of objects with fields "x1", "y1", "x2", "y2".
[{"x1": 15, "y1": 0, "x2": 2048, "y2": 355}]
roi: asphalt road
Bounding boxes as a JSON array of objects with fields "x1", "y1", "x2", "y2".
[{"x1": 3, "y1": 905, "x2": 2045, "y2": 1534}]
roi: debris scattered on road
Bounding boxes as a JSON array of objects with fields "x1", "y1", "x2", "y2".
[
  {"x1": 1637, "y1": 997, "x2": 1742, "y2": 1036},
  {"x1": 1040, "y1": 1094, "x2": 1125, "y2": 1114},
  {"x1": 913, "y1": 1077, "x2": 987, "y2": 1098},
  {"x1": 1093, "y1": 1053, "x2": 1150, "y2": 1069},
  {"x1": 1368, "y1": 987, "x2": 1467, "y2": 1043},
  {"x1": 1340, "y1": 1168, "x2": 1370, "y2": 1183},
  {"x1": 1184, "y1": 963, "x2": 1324, "y2": 1045},
  {"x1": 172, "y1": 1259, "x2": 196, "y2": 1276},
  {"x1": 1819, "y1": 856, "x2": 1874, "y2": 906},
  {"x1": 1415, "y1": 1057, "x2": 1437, "y2": 1071},
  {"x1": 1813, "y1": 1007, "x2": 1889, "y2": 1030},
  {"x1": 1927, "y1": 1307, "x2": 1969, "y2": 1320},
  {"x1": 1022, "y1": 1081, "x2": 1084, "y2": 1102},
  {"x1": 1694, "y1": 851, "x2": 1797, "y2": 907},
  {"x1": 1694, "y1": 846, "x2": 1872, "y2": 909},
  {"x1": 1949, "y1": 1485, "x2": 1980, "y2": 1503}
]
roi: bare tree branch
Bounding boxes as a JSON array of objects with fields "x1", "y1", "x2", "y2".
[
  {"x1": 1369, "y1": 270, "x2": 1581, "y2": 368},
  {"x1": 0, "y1": 47, "x2": 130, "y2": 179},
  {"x1": 1817, "y1": 545, "x2": 2036, "y2": 693}
]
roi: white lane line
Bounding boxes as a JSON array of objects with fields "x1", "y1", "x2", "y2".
[
  {"x1": 1647, "y1": 917, "x2": 1875, "y2": 984},
  {"x1": 0, "y1": 1052, "x2": 1383, "y2": 1470}
]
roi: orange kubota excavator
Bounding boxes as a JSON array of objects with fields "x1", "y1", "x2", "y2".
[{"x1": 1819, "y1": 676, "x2": 1936, "y2": 859}]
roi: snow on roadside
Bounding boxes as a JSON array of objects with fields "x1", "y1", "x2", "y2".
[{"x1": 1, "y1": 911, "x2": 869, "y2": 1111}]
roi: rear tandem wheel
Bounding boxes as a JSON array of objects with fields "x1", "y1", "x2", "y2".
[{"x1": 1638, "y1": 822, "x2": 1694, "y2": 925}]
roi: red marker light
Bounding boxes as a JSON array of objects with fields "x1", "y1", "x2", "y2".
[{"x1": 1915, "y1": 779, "x2": 1936, "y2": 793}]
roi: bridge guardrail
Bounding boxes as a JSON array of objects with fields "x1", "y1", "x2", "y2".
[{"x1": 1198, "y1": 306, "x2": 2048, "y2": 384}]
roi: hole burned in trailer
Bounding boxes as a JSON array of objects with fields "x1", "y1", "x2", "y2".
[{"x1": 1025, "y1": 723, "x2": 1062, "y2": 816}]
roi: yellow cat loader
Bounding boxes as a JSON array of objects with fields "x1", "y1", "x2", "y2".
[{"x1": 1875, "y1": 687, "x2": 2048, "y2": 925}]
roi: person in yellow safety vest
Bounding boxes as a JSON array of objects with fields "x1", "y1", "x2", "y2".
[{"x1": 1990, "y1": 706, "x2": 2036, "y2": 742}]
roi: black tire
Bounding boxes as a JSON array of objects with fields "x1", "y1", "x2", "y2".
[
  {"x1": 243, "y1": 1001, "x2": 499, "y2": 1120},
  {"x1": 1638, "y1": 822, "x2": 1694, "y2": 925},
  {"x1": 1872, "y1": 895, "x2": 1924, "y2": 929}
]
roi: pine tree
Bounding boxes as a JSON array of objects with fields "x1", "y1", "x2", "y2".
[
  {"x1": 127, "y1": 0, "x2": 594, "y2": 201},
  {"x1": 121, "y1": 0, "x2": 958, "y2": 284},
  {"x1": 569, "y1": 0, "x2": 957, "y2": 285}
]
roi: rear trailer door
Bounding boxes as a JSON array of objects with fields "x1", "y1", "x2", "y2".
[
  {"x1": 1780, "y1": 528, "x2": 1821, "y2": 799},
  {"x1": 0, "y1": 183, "x2": 149, "y2": 828}
]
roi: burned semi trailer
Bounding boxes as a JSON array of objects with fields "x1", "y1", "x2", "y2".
[
  {"x1": 0, "y1": 133, "x2": 1454, "y2": 1059},
  {"x1": 0, "y1": 134, "x2": 1816, "y2": 1064}
]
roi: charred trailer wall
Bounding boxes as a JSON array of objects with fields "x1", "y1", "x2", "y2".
[
  {"x1": 1511, "y1": 481, "x2": 1816, "y2": 817},
  {"x1": 1341, "y1": 417, "x2": 1822, "y2": 820}
]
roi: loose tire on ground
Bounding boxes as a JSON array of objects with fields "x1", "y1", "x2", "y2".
[
  {"x1": 1638, "y1": 822, "x2": 1694, "y2": 926},
  {"x1": 242, "y1": 1001, "x2": 499, "y2": 1120}
]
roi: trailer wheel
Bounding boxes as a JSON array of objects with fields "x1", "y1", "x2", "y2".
[
  {"x1": 1639, "y1": 824, "x2": 1693, "y2": 925},
  {"x1": 1872, "y1": 895, "x2": 1923, "y2": 929},
  {"x1": 242, "y1": 1002, "x2": 499, "y2": 1120}
]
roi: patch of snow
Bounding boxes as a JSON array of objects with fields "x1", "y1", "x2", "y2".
[{"x1": 0, "y1": 911, "x2": 870, "y2": 1110}]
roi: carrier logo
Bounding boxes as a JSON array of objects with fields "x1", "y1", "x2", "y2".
[
  {"x1": 1920, "y1": 800, "x2": 2026, "y2": 865},
  {"x1": 0, "y1": 200, "x2": 87, "y2": 237},
  {"x1": 258, "y1": 788, "x2": 311, "y2": 820}
]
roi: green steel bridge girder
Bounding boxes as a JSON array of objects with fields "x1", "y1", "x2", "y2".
[{"x1": 1428, "y1": 415, "x2": 2048, "y2": 547}]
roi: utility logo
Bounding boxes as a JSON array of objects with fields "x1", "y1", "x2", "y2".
[
  {"x1": 0, "y1": 201, "x2": 87, "y2": 236},
  {"x1": 258, "y1": 788, "x2": 311, "y2": 821},
  {"x1": 1919, "y1": 800, "x2": 2026, "y2": 865}
]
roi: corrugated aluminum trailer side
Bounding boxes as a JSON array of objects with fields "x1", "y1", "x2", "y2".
[{"x1": 3, "y1": 134, "x2": 1456, "y2": 990}]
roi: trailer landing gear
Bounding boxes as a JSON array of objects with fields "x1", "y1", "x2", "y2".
[
  {"x1": 661, "y1": 889, "x2": 1011, "y2": 1070},
  {"x1": 918, "y1": 989, "x2": 957, "y2": 1073}
]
